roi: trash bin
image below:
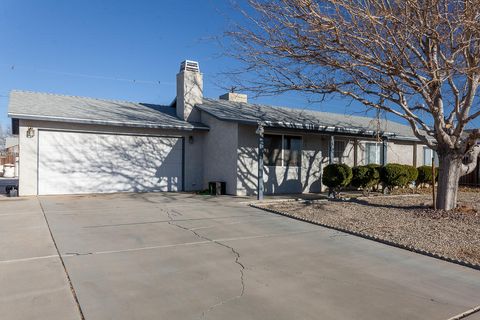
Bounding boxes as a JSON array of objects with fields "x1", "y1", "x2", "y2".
[{"x1": 208, "y1": 181, "x2": 226, "y2": 195}]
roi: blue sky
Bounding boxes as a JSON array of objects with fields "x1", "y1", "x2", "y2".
[{"x1": 3, "y1": 0, "x2": 451, "y2": 133}]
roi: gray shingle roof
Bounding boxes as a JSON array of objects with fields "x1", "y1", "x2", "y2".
[
  {"x1": 197, "y1": 98, "x2": 418, "y2": 140},
  {"x1": 8, "y1": 90, "x2": 208, "y2": 131}
]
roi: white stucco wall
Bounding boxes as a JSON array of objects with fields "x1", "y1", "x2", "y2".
[
  {"x1": 201, "y1": 113, "x2": 239, "y2": 195},
  {"x1": 387, "y1": 141, "x2": 416, "y2": 165},
  {"x1": 355, "y1": 139, "x2": 419, "y2": 166},
  {"x1": 236, "y1": 125, "x2": 324, "y2": 196},
  {"x1": 17, "y1": 120, "x2": 205, "y2": 196}
]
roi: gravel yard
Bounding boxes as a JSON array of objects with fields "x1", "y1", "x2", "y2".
[{"x1": 260, "y1": 191, "x2": 480, "y2": 266}]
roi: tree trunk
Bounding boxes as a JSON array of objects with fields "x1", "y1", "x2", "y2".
[{"x1": 436, "y1": 152, "x2": 463, "y2": 210}]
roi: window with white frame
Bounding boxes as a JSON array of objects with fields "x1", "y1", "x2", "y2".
[
  {"x1": 423, "y1": 147, "x2": 439, "y2": 166},
  {"x1": 263, "y1": 134, "x2": 302, "y2": 167},
  {"x1": 366, "y1": 143, "x2": 382, "y2": 164}
]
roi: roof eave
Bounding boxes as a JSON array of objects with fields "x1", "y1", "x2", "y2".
[{"x1": 8, "y1": 113, "x2": 209, "y2": 131}]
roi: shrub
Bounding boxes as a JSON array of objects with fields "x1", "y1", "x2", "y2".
[
  {"x1": 416, "y1": 165, "x2": 439, "y2": 185},
  {"x1": 351, "y1": 165, "x2": 380, "y2": 190},
  {"x1": 365, "y1": 164, "x2": 381, "y2": 188},
  {"x1": 403, "y1": 165, "x2": 418, "y2": 187},
  {"x1": 322, "y1": 164, "x2": 353, "y2": 190},
  {"x1": 351, "y1": 166, "x2": 370, "y2": 189},
  {"x1": 380, "y1": 164, "x2": 410, "y2": 188}
]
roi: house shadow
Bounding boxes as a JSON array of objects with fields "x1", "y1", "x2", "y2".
[{"x1": 236, "y1": 142, "x2": 323, "y2": 196}]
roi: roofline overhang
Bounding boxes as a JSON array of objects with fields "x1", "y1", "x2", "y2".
[{"x1": 8, "y1": 113, "x2": 210, "y2": 131}]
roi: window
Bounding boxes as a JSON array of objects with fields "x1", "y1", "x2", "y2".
[
  {"x1": 366, "y1": 143, "x2": 382, "y2": 164},
  {"x1": 423, "y1": 147, "x2": 439, "y2": 166},
  {"x1": 263, "y1": 134, "x2": 302, "y2": 167},
  {"x1": 284, "y1": 136, "x2": 302, "y2": 166},
  {"x1": 263, "y1": 135, "x2": 282, "y2": 166}
]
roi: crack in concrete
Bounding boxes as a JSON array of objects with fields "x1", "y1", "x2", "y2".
[
  {"x1": 162, "y1": 209, "x2": 246, "y2": 319},
  {"x1": 82, "y1": 213, "x2": 269, "y2": 229}
]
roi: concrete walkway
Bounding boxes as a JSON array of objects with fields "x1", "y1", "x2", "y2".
[{"x1": 1, "y1": 193, "x2": 480, "y2": 319}]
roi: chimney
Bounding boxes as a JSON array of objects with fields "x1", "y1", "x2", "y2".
[
  {"x1": 176, "y1": 60, "x2": 203, "y2": 121},
  {"x1": 219, "y1": 92, "x2": 248, "y2": 103}
]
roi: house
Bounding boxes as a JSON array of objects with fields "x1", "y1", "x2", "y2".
[
  {"x1": 8, "y1": 60, "x2": 432, "y2": 196},
  {"x1": 5, "y1": 136, "x2": 19, "y2": 154}
]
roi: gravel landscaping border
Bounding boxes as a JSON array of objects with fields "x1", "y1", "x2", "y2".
[{"x1": 250, "y1": 202, "x2": 480, "y2": 271}]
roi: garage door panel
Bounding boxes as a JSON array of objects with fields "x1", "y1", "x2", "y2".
[{"x1": 38, "y1": 131, "x2": 183, "y2": 195}]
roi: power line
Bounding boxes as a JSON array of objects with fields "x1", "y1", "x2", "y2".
[{"x1": 1, "y1": 64, "x2": 175, "y2": 86}]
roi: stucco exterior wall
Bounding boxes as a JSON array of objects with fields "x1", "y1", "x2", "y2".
[
  {"x1": 387, "y1": 141, "x2": 416, "y2": 165},
  {"x1": 201, "y1": 113, "x2": 239, "y2": 195},
  {"x1": 236, "y1": 125, "x2": 324, "y2": 196},
  {"x1": 17, "y1": 120, "x2": 205, "y2": 196},
  {"x1": 354, "y1": 139, "x2": 419, "y2": 166}
]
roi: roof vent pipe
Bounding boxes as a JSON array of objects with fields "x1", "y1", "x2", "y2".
[{"x1": 180, "y1": 60, "x2": 200, "y2": 73}]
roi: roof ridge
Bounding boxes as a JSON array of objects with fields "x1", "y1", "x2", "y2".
[
  {"x1": 10, "y1": 89, "x2": 167, "y2": 107},
  {"x1": 203, "y1": 97, "x2": 398, "y2": 125}
]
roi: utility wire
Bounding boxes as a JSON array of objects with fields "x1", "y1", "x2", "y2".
[{"x1": 1, "y1": 64, "x2": 175, "y2": 86}]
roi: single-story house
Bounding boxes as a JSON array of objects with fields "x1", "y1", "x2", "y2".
[
  {"x1": 5, "y1": 136, "x2": 19, "y2": 154},
  {"x1": 8, "y1": 60, "x2": 433, "y2": 196}
]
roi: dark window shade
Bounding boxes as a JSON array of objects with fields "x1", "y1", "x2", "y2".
[
  {"x1": 263, "y1": 134, "x2": 283, "y2": 166},
  {"x1": 284, "y1": 135, "x2": 302, "y2": 166}
]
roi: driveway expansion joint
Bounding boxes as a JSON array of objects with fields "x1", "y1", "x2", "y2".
[
  {"x1": 38, "y1": 198, "x2": 86, "y2": 320},
  {"x1": 162, "y1": 209, "x2": 246, "y2": 319}
]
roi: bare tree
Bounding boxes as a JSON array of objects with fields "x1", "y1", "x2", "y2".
[{"x1": 226, "y1": 0, "x2": 480, "y2": 210}]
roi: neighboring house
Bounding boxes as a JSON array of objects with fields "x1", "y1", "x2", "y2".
[
  {"x1": 5, "y1": 136, "x2": 19, "y2": 154},
  {"x1": 8, "y1": 60, "x2": 432, "y2": 196}
]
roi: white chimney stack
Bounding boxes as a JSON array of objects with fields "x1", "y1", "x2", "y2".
[{"x1": 176, "y1": 60, "x2": 203, "y2": 121}]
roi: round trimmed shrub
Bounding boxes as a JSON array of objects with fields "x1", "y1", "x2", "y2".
[
  {"x1": 351, "y1": 166, "x2": 370, "y2": 189},
  {"x1": 403, "y1": 165, "x2": 418, "y2": 186},
  {"x1": 416, "y1": 165, "x2": 439, "y2": 185},
  {"x1": 322, "y1": 164, "x2": 353, "y2": 190},
  {"x1": 365, "y1": 164, "x2": 381, "y2": 188},
  {"x1": 351, "y1": 165, "x2": 380, "y2": 190},
  {"x1": 380, "y1": 164, "x2": 410, "y2": 188}
]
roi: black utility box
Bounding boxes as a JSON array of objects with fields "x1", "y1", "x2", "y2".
[{"x1": 208, "y1": 181, "x2": 226, "y2": 195}]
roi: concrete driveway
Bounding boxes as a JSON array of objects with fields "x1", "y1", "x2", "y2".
[{"x1": 1, "y1": 193, "x2": 480, "y2": 320}]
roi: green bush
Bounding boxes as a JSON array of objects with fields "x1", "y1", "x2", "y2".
[
  {"x1": 351, "y1": 166, "x2": 370, "y2": 189},
  {"x1": 365, "y1": 164, "x2": 381, "y2": 188},
  {"x1": 403, "y1": 165, "x2": 418, "y2": 186},
  {"x1": 322, "y1": 164, "x2": 353, "y2": 190},
  {"x1": 380, "y1": 164, "x2": 410, "y2": 188},
  {"x1": 351, "y1": 165, "x2": 380, "y2": 190},
  {"x1": 416, "y1": 165, "x2": 439, "y2": 185}
]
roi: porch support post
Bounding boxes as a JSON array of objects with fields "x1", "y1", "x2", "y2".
[
  {"x1": 329, "y1": 135, "x2": 335, "y2": 164},
  {"x1": 381, "y1": 137, "x2": 388, "y2": 165},
  {"x1": 413, "y1": 143, "x2": 417, "y2": 167},
  {"x1": 256, "y1": 123, "x2": 265, "y2": 201},
  {"x1": 353, "y1": 139, "x2": 358, "y2": 167}
]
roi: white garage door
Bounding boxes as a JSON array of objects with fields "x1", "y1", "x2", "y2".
[{"x1": 38, "y1": 130, "x2": 183, "y2": 195}]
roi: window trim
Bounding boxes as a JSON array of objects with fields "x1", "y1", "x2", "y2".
[
  {"x1": 333, "y1": 140, "x2": 347, "y2": 162},
  {"x1": 263, "y1": 133, "x2": 302, "y2": 168},
  {"x1": 365, "y1": 142, "x2": 382, "y2": 165},
  {"x1": 423, "y1": 147, "x2": 439, "y2": 166}
]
